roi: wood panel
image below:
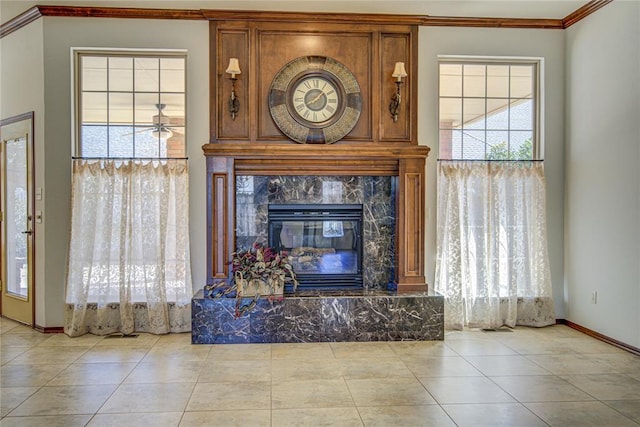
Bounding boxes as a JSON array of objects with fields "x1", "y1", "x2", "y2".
[
  {"x1": 207, "y1": 157, "x2": 234, "y2": 281},
  {"x1": 380, "y1": 32, "x2": 412, "y2": 142}
]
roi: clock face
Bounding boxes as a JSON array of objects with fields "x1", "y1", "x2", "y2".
[
  {"x1": 291, "y1": 77, "x2": 339, "y2": 124},
  {"x1": 268, "y1": 56, "x2": 362, "y2": 144}
]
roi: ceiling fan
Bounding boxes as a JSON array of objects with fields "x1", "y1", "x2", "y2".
[{"x1": 131, "y1": 103, "x2": 183, "y2": 139}]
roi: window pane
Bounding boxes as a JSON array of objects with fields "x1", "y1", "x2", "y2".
[
  {"x1": 109, "y1": 93, "x2": 133, "y2": 124},
  {"x1": 82, "y1": 56, "x2": 107, "y2": 91},
  {"x1": 135, "y1": 57, "x2": 159, "y2": 92},
  {"x1": 510, "y1": 131, "x2": 533, "y2": 159},
  {"x1": 81, "y1": 125, "x2": 108, "y2": 157},
  {"x1": 439, "y1": 98, "x2": 462, "y2": 129},
  {"x1": 109, "y1": 57, "x2": 133, "y2": 92},
  {"x1": 463, "y1": 64, "x2": 485, "y2": 97},
  {"x1": 160, "y1": 94, "x2": 185, "y2": 119},
  {"x1": 134, "y1": 132, "x2": 161, "y2": 157},
  {"x1": 108, "y1": 126, "x2": 134, "y2": 157},
  {"x1": 440, "y1": 63, "x2": 462, "y2": 97},
  {"x1": 462, "y1": 131, "x2": 486, "y2": 160},
  {"x1": 486, "y1": 65, "x2": 509, "y2": 98},
  {"x1": 135, "y1": 93, "x2": 160, "y2": 125},
  {"x1": 160, "y1": 58, "x2": 185, "y2": 92},
  {"x1": 510, "y1": 65, "x2": 533, "y2": 98},
  {"x1": 450, "y1": 129, "x2": 462, "y2": 159},
  {"x1": 486, "y1": 98, "x2": 509, "y2": 130},
  {"x1": 486, "y1": 131, "x2": 509, "y2": 159},
  {"x1": 509, "y1": 99, "x2": 533, "y2": 130},
  {"x1": 82, "y1": 92, "x2": 108, "y2": 124},
  {"x1": 463, "y1": 98, "x2": 485, "y2": 129}
]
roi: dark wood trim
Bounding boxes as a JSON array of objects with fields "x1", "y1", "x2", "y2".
[
  {"x1": 34, "y1": 325, "x2": 64, "y2": 334},
  {"x1": 0, "y1": 6, "x2": 42, "y2": 39},
  {"x1": 563, "y1": 0, "x2": 614, "y2": 28},
  {"x1": 202, "y1": 143, "x2": 430, "y2": 159},
  {"x1": 202, "y1": 10, "x2": 426, "y2": 25},
  {"x1": 35, "y1": 5, "x2": 205, "y2": 20},
  {"x1": 422, "y1": 16, "x2": 563, "y2": 29},
  {"x1": 558, "y1": 319, "x2": 640, "y2": 357}
]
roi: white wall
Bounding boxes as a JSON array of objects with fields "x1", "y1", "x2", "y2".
[
  {"x1": 419, "y1": 26, "x2": 566, "y2": 318},
  {"x1": 565, "y1": 1, "x2": 640, "y2": 347},
  {"x1": 1, "y1": 20, "x2": 47, "y2": 326},
  {"x1": 37, "y1": 17, "x2": 209, "y2": 327}
]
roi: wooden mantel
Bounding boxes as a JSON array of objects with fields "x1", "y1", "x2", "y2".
[{"x1": 204, "y1": 142, "x2": 430, "y2": 292}]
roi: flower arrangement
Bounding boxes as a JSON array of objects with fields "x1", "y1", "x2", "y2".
[
  {"x1": 205, "y1": 243, "x2": 298, "y2": 318},
  {"x1": 231, "y1": 243, "x2": 298, "y2": 296}
]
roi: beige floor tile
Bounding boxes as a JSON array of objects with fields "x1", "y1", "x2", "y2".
[
  {"x1": 525, "y1": 353, "x2": 614, "y2": 375},
  {"x1": 559, "y1": 337, "x2": 631, "y2": 354},
  {"x1": 5, "y1": 346, "x2": 90, "y2": 365},
  {"x1": 93, "y1": 333, "x2": 160, "y2": 347},
  {"x1": 273, "y1": 407, "x2": 363, "y2": 427},
  {"x1": 329, "y1": 341, "x2": 395, "y2": 359},
  {"x1": 486, "y1": 337, "x2": 577, "y2": 355},
  {"x1": 491, "y1": 375, "x2": 595, "y2": 402},
  {"x1": 346, "y1": 377, "x2": 437, "y2": 406},
  {"x1": 142, "y1": 345, "x2": 211, "y2": 363},
  {"x1": 0, "y1": 386, "x2": 39, "y2": 417},
  {"x1": 272, "y1": 358, "x2": 344, "y2": 381},
  {"x1": 586, "y1": 352, "x2": 640, "y2": 373},
  {"x1": 76, "y1": 346, "x2": 150, "y2": 363},
  {"x1": 40, "y1": 333, "x2": 104, "y2": 347},
  {"x1": 180, "y1": 410, "x2": 271, "y2": 427},
  {"x1": 271, "y1": 342, "x2": 335, "y2": 360},
  {"x1": 561, "y1": 373, "x2": 640, "y2": 400},
  {"x1": 208, "y1": 343, "x2": 271, "y2": 361},
  {"x1": 465, "y1": 355, "x2": 552, "y2": 376},
  {"x1": 388, "y1": 341, "x2": 458, "y2": 358},
  {"x1": 87, "y1": 411, "x2": 183, "y2": 426},
  {"x1": 0, "y1": 333, "x2": 51, "y2": 347},
  {"x1": 419, "y1": 376, "x2": 516, "y2": 404},
  {"x1": 272, "y1": 378, "x2": 353, "y2": 409},
  {"x1": 603, "y1": 400, "x2": 640, "y2": 422},
  {"x1": 0, "y1": 318, "x2": 23, "y2": 334},
  {"x1": 442, "y1": 403, "x2": 547, "y2": 426},
  {"x1": 199, "y1": 359, "x2": 272, "y2": 383},
  {"x1": 403, "y1": 356, "x2": 483, "y2": 377},
  {"x1": 10, "y1": 384, "x2": 117, "y2": 416},
  {"x1": 154, "y1": 332, "x2": 193, "y2": 346},
  {"x1": 0, "y1": 364, "x2": 67, "y2": 387},
  {"x1": 445, "y1": 338, "x2": 518, "y2": 356},
  {"x1": 358, "y1": 405, "x2": 455, "y2": 427},
  {"x1": 0, "y1": 414, "x2": 92, "y2": 426},
  {"x1": 187, "y1": 381, "x2": 271, "y2": 411},
  {"x1": 525, "y1": 401, "x2": 639, "y2": 426},
  {"x1": 47, "y1": 362, "x2": 137, "y2": 386},
  {"x1": 341, "y1": 359, "x2": 415, "y2": 380},
  {"x1": 99, "y1": 382, "x2": 195, "y2": 413},
  {"x1": 1, "y1": 346, "x2": 30, "y2": 364},
  {"x1": 124, "y1": 361, "x2": 201, "y2": 384}
]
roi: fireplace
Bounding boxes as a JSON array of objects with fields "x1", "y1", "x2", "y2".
[{"x1": 268, "y1": 204, "x2": 363, "y2": 289}]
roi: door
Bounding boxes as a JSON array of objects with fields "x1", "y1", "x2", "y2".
[{"x1": 1, "y1": 112, "x2": 35, "y2": 326}]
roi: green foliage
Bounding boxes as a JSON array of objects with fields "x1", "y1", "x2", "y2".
[{"x1": 486, "y1": 138, "x2": 533, "y2": 160}]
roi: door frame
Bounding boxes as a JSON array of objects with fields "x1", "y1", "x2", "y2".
[{"x1": 0, "y1": 111, "x2": 36, "y2": 327}]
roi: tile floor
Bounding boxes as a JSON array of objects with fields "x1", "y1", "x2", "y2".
[{"x1": 1, "y1": 317, "x2": 640, "y2": 426}]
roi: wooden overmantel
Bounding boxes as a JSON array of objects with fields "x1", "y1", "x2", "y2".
[{"x1": 203, "y1": 142, "x2": 430, "y2": 292}]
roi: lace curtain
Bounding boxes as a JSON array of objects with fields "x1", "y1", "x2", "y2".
[
  {"x1": 435, "y1": 161, "x2": 555, "y2": 330},
  {"x1": 64, "y1": 159, "x2": 193, "y2": 336}
]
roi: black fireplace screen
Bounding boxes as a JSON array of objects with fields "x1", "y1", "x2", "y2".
[{"x1": 268, "y1": 204, "x2": 363, "y2": 289}]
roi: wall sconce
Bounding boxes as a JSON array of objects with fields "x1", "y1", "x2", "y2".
[
  {"x1": 225, "y1": 58, "x2": 241, "y2": 120},
  {"x1": 389, "y1": 62, "x2": 407, "y2": 123}
]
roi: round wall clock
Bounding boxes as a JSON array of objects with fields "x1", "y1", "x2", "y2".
[{"x1": 268, "y1": 56, "x2": 362, "y2": 144}]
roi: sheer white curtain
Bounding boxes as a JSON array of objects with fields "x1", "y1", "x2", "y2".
[
  {"x1": 435, "y1": 161, "x2": 555, "y2": 330},
  {"x1": 65, "y1": 159, "x2": 193, "y2": 336}
]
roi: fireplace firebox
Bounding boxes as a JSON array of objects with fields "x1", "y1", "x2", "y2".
[{"x1": 268, "y1": 204, "x2": 363, "y2": 289}]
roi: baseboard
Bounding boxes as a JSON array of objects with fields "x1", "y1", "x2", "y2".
[
  {"x1": 34, "y1": 325, "x2": 64, "y2": 334},
  {"x1": 556, "y1": 318, "x2": 640, "y2": 357}
]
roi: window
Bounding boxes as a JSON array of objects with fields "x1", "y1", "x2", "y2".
[
  {"x1": 438, "y1": 58, "x2": 540, "y2": 160},
  {"x1": 75, "y1": 51, "x2": 186, "y2": 158}
]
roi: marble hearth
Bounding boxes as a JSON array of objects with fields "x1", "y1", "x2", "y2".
[{"x1": 192, "y1": 288, "x2": 443, "y2": 343}]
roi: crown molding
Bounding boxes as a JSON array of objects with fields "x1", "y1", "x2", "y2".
[
  {"x1": 562, "y1": 0, "x2": 614, "y2": 28},
  {"x1": 0, "y1": 1, "x2": 614, "y2": 39}
]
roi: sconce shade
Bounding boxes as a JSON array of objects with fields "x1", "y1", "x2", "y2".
[
  {"x1": 225, "y1": 58, "x2": 241, "y2": 78},
  {"x1": 392, "y1": 62, "x2": 408, "y2": 81}
]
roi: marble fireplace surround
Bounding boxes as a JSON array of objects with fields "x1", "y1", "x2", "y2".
[{"x1": 193, "y1": 142, "x2": 444, "y2": 343}]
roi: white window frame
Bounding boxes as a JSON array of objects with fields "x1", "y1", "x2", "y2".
[
  {"x1": 71, "y1": 48, "x2": 187, "y2": 159},
  {"x1": 438, "y1": 55, "x2": 543, "y2": 161}
]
